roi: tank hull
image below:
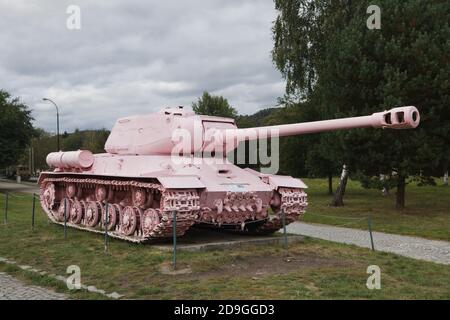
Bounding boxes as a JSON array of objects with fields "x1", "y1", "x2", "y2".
[{"x1": 38, "y1": 154, "x2": 308, "y2": 242}]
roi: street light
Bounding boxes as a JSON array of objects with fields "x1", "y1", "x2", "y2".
[{"x1": 42, "y1": 98, "x2": 60, "y2": 151}]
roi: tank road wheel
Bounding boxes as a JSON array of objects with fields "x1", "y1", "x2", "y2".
[
  {"x1": 42, "y1": 183, "x2": 56, "y2": 211},
  {"x1": 95, "y1": 185, "x2": 108, "y2": 202},
  {"x1": 70, "y1": 199, "x2": 84, "y2": 224},
  {"x1": 132, "y1": 188, "x2": 146, "y2": 207},
  {"x1": 66, "y1": 183, "x2": 77, "y2": 199},
  {"x1": 120, "y1": 206, "x2": 139, "y2": 236},
  {"x1": 57, "y1": 198, "x2": 71, "y2": 222},
  {"x1": 102, "y1": 204, "x2": 118, "y2": 231},
  {"x1": 142, "y1": 208, "x2": 160, "y2": 236},
  {"x1": 85, "y1": 201, "x2": 101, "y2": 227}
]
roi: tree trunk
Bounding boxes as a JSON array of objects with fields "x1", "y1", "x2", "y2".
[
  {"x1": 444, "y1": 171, "x2": 448, "y2": 186},
  {"x1": 396, "y1": 174, "x2": 406, "y2": 209},
  {"x1": 328, "y1": 173, "x2": 333, "y2": 195},
  {"x1": 380, "y1": 174, "x2": 389, "y2": 196},
  {"x1": 331, "y1": 164, "x2": 349, "y2": 206}
]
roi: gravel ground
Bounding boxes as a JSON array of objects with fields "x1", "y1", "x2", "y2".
[{"x1": 286, "y1": 222, "x2": 450, "y2": 265}]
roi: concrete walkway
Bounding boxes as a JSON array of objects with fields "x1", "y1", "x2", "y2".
[
  {"x1": 0, "y1": 179, "x2": 39, "y2": 194},
  {"x1": 0, "y1": 272, "x2": 65, "y2": 300},
  {"x1": 286, "y1": 222, "x2": 450, "y2": 265}
]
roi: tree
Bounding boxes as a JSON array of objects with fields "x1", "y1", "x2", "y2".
[
  {"x1": 305, "y1": 133, "x2": 342, "y2": 195},
  {"x1": 272, "y1": 0, "x2": 450, "y2": 209},
  {"x1": 31, "y1": 129, "x2": 110, "y2": 171},
  {"x1": 272, "y1": 0, "x2": 332, "y2": 99},
  {"x1": 272, "y1": 0, "x2": 350, "y2": 202},
  {"x1": 81, "y1": 129, "x2": 109, "y2": 153},
  {"x1": 30, "y1": 129, "x2": 56, "y2": 171},
  {"x1": 62, "y1": 129, "x2": 83, "y2": 151},
  {"x1": 192, "y1": 91, "x2": 238, "y2": 118},
  {"x1": 0, "y1": 90, "x2": 35, "y2": 169}
]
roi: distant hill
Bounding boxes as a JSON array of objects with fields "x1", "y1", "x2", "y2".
[{"x1": 236, "y1": 108, "x2": 279, "y2": 128}]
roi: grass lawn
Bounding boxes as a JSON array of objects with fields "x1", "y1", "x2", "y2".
[
  {"x1": 301, "y1": 178, "x2": 450, "y2": 241},
  {"x1": 0, "y1": 192, "x2": 449, "y2": 299}
]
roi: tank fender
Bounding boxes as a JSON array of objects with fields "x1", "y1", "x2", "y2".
[
  {"x1": 268, "y1": 175, "x2": 308, "y2": 189},
  {"x1": 243, "y1": 168, "x2": 307, "y2": 189},
  {"x1": 157, "y1": 176, "x2": 205, "y2": 189}
]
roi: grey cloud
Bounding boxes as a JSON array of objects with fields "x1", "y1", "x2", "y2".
[{"x1": 0, "y1": 0, "x2": 285, "y2": 133}]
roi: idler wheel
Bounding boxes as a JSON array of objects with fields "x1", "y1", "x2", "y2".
[
  {"x1": 66, "y1": 183, "x2": 77, "y2": 198},
  {"x1": 132, "y1": 188, "x2": 146, "y2": 207},
  {"x1": 95, "y1": 185, "x2": 108, "y2": 202},
  {"x1": 57, "y1": 198, "x2": 71, "y2": 222},
  {"x1": 85, "y1": 201, "x2": 101, "y2": 227},
  {"x1": 70, "y1": 199, "x2": 84, "y2": 224},
  {"x1": 142, "y1": 208, "x2": 160, "y2": 236},
  {"x1": 42, "y1": 182, "x2": 56, "y2": 211},
  {"x1": 102, "y1": 203, "x2": 119, "y2": 231},
  {"x1": 120, "y1": 206, "x2": 139, "y2": 236}
]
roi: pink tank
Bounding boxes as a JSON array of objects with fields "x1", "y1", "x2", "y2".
[{"x1": 38, "y1": 106, "x2": 420, "y2": 242}]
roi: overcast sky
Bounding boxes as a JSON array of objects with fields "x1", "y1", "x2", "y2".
[{"x1": 0, "y1": 0, "x2": 285, "y2": 133}]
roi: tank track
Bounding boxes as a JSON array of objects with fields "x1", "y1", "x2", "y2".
[
  {"x1": 197, "y1": 187, "x2": 308, "y2": 235},
  {"x1": 39, "y1": 176, "x2": 200, "y2": 243},
  {"x1": 238, "y1": 187, "x2": 308, "y2": 234}
]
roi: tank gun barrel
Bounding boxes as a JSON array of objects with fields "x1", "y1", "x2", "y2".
[{"x1": 230, "y1": 106, "x2": 420, "y2": 143}]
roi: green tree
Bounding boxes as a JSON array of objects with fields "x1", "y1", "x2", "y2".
[
  {"x1": 272, "y1": 0, "x2": 450, "y2": 209},
  {"x1": 30, "y1": 129, "x2": 56, "y2": 171},
  {"x1": 192, "y1": 91, "x2": 238, "y2": 118},
  {"x1": 32, "y1": 129, "x2": 110, "y2": 171},
  {"x1": 81, "y1": 129, "x2": 109, "y2": 153},
  {"x1": 0, "y1": 90, "x2": 35, "y2": 169},
  {"x1": 62, "y1": 129, "x2": 83, "y2": 151}
]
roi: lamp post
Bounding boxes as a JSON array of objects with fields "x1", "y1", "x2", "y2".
[{"x1": 42, "y1": 98, "x2": 60, "y2": 151}]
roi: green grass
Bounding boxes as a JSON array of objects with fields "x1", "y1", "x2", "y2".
[
  {"x1": 0, "y1": 192, "x2": 449, "y2": 299},
  {"x1": 301, "y1": 178, "x2": 450, "y2": 241}
]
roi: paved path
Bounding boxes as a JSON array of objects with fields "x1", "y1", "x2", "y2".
[
  {"x1": 0, "y1": 179, "x2": 39, "y2": 194},
  {"x1": 286, "y1": 222, "x2": 450, "y2": 265},
  {"x1": 0, "y1": 272, "x2": 66, "y2": 300}
]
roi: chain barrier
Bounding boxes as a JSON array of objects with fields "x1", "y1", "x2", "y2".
[
  {"x1": 309, "y1": 212, "x2": 375, "y2": 251},
  {"x1": 0, "y1": 192, "x2": 37, "y2": 199},
  {"x1": 0, "y1": 191, "x2": 38, "y2": 229},
  {"x1": 0, "y1": 191, "x2": 377, "y2": 253}
]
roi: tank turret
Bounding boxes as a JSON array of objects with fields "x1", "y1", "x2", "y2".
[
  {"x1": 104, "y1": 106, "x2": 419, "y2": 155},
  {"x1": 39, "y1": 105, "x2": 420, "y2": 243}
]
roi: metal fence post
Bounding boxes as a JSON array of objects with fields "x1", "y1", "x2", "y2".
[
  {"x1": 32, "y1": 193, "x2": 36, "y2": 230},
  {"x1": 4, "y1": 192, "x2": 9, "y2": 225},
  {"x1": 104, "y1": 202, "x2": 109, "y2": 253},
  {"x1": 368, "y1": 216, "x2": 375, "y2": 251},
  {"x1": 64, "y1": 198, "x2": 68, "y2": 239},
  {"x1": 282, "y1": 209, "x2": 288, "y2": 251},
  {"x1": 173, "y1": 210, "x2": 177, "y2": 270}
]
